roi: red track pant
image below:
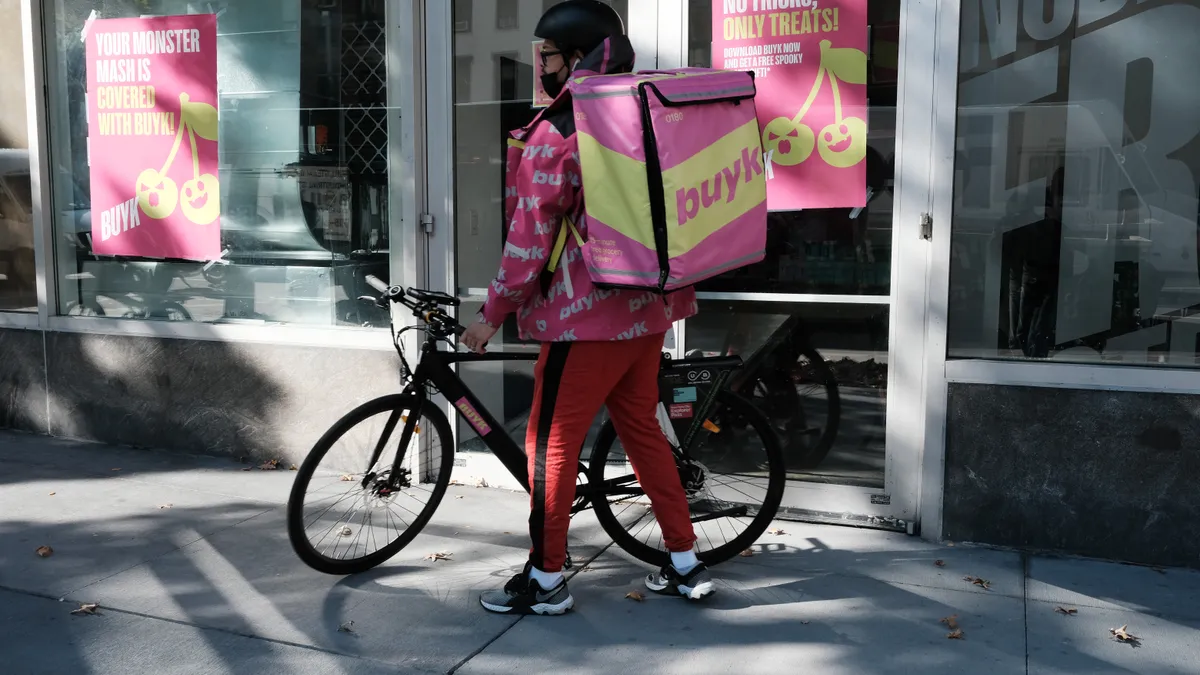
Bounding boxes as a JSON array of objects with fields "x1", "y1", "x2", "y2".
[{"x1": 526, "y1": 333, "x2": 697, "y2": 573}]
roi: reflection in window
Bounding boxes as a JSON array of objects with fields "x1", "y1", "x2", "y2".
[
  {"x1": 685, "y1": 300, "x2": 888, "y2": 488},
  {"x1": 0, "y1": 9, "x2": 35, "y2": 313},
  {"x1": 497, "y1": 0, "x2": 520, "y2": 30},
  {"x1": 948, "y1": 0, "x2": 1200, "y2": 366},
  {"x1": 45, "y1": 0, "x2": 393, "y2": 327},
  {"x1": 0, "y1": 165, "x2": 36, "y2": 312},
  {"x1": 455, "y1": 55, "x2": 473, "y2": 104},
  {"x1": 455, "y1": 0, "x2": 473, "y2": 33},
  {"x1": 451, "y1": 0, "x2": 629, "y2": 450}
]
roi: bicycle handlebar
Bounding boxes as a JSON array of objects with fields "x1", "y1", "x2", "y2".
[
  {"x1": 365, "y1": 275, "x2": 389, "y2": 294},
  {"x1": 364, "y1": 275, "x2": 466, "y2": 337}
]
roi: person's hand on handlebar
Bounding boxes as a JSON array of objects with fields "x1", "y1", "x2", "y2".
[{"x1": 461, "y1": 321, "x2": 498, "y2": 354}]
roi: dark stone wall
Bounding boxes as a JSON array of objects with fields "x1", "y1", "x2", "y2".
[
  {"x1": 945, "y1": 382, "x2": 1200, "y2": 569},
  {"x1": 0, "y1": 328, "x2": 48, "y2": 433},
  {"x1": 0, "y1": 328, "x2": 401, "y2": 462}
]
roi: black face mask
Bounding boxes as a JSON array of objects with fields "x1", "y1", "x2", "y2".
[{"x1": 541, "y1": 62, "x2": 569, "y2": 100}]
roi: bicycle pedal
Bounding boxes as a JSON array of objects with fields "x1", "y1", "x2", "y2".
[{"x1": 563, "y1": 552, "x2": 573, "y2": 570}]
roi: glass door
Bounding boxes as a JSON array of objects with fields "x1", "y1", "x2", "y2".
[
  {"x1": 425, "y1": 0, "x2": 661, "y2": 486},
  {"x1": 671, "y1": 0, "x2": 945, "y2": 526}
]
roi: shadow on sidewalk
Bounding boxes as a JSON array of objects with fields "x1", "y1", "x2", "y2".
[{"x1": 2, "y1": 446, "x2": 1199, "y2": 673}]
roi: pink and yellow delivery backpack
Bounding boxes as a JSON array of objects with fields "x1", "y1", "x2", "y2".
[{"x1": 548, "y1": 68, "x2": 768, "y2": 294}]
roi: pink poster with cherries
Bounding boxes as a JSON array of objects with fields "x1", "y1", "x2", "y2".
[
  {"x1": 712, "y1": 0, "x2": 868, "y2": 210},
  {"x1": 85, "y1": 14, "x2": 220, "y2": 259}
]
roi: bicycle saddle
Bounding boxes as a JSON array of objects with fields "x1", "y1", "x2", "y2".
[{"x1": 406, "y1": 288, "x2": 460, "y2": 307}]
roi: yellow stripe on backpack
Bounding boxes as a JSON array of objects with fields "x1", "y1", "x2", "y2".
[{"x1": 546, "y1": 216, "x2": 584, "y2": 273}]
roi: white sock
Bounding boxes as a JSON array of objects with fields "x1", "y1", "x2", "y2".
[
  {"x1": 670, "y1": 549, "x2": 699, "y2": 573},
  {"x1": 528, "y1": 565, "x2": 564, "y2": 589}
]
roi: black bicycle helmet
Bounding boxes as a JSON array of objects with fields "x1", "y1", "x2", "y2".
[{"x1": 535, "y1": 0, "x2": 625, "y2": 57}]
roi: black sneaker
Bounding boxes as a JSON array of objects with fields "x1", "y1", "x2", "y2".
[
  {"x1": 645, "y1": 562, "x2": 716, "y2": 600},
  {"x1": 479, "y1": 562, "x2": 575, "y2": 615}
]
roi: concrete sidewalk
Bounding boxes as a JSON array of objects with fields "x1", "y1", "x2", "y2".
[{"x1": 1, "y1": 431, "x2": 1197, "y2": 675}]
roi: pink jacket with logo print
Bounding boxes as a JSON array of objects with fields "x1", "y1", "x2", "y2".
[{"x1": 477, "y1": 37, "x2": 697, "y2": 343}]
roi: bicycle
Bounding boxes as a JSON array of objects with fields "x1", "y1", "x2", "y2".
[{"x1": 286, "y1": 276, "x2": 785, "y2": 575}]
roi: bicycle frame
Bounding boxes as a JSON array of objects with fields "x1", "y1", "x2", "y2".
[
  {"x1": 378, "y1": 328, "x2": 744, "y2": 513},
  {"x1": 379, "y1": 329, "x2": 649, "y2": 510},
  {"x1": 404, "y1": 342, "x2": 537, "y2": 491}
]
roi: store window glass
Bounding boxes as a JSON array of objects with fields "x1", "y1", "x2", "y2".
[
  {"x1": 685, "y1": 0, "x2": 899, "y2": 489},
  {"x1": 0, "y1": 0, "x2": 36, "y2": 313},
  {"x1": 45, "y1": 0, "x2": 395, "y2": 326},
  {"x1": 688, "y1": 0, "x2": 898, "y2": 297},
  {"x1": 685, "y1": 300, "x2": 888, "y2": 488},
  {"x1": 452, "y1": 0, "x2": 627, "y2": 450},
  {"x1": 949, "y1": 0, "x2": 1200, "y2": 366}
]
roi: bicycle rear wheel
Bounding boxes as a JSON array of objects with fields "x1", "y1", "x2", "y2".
[
  {"x1": 750, "y1": 345, "x2": 840, "y2": 470},
  {"x1": 287, "y1": 394, "x2": 454, "y2": 575},
  {"x1": 588, "y1": 388, "x2": 785, "y2": 567}
]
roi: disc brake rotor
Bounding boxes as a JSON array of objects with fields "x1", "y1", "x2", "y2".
[{"x1": 679, "y1": 459, "x2": 710, "y2": 503}]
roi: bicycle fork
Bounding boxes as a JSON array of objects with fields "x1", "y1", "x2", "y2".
[{"x1": 360, "y1": 389, "x2": 425, "y2": 495}]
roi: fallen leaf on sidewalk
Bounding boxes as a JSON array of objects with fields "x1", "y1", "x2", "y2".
[
  {"x1": 963, "y1": 575, "x2": 991, "y2": 590},
  {"x1": 947, "y1": 629, "x2": 964, "y2": 640},
  {"x1": 48, "y1": 492, "x2": 56, "y2": 496},
  {"x1": 70, "y1": 603, "x2": 101, "y2": 616},
  {"x1": 767, "y1": 528, "x2": 786, "y2": 535},
  {"x1": 1110, "y1": 625, "x2": 1140, "y2": 645},
  {"x1": 1055, "y1": 606, "x2": 1078, "y2": 616},
  {"x1": 337, "y1": 620, "x2": 355, "y2": 634},
  {"x1": 340, "y1": 474, "x2": 355, "y2": 482},
  {"x1": 475, "y1": 478, "x2": 489, "y2": 488},
  {"x1": 35, "y1": 546, "x2": 53, "y2": 558},
  {"x1": 625, "y1": 591, "x2": 644, "y2": 602},
  {"x1": 946, "y1": 542, "x2": 955, "y2": 547},
  {"x1": 449, "y1": 479, "x2": 464, "y2": 485},
  {"x1": 258, "y1": 460, "x2": 280, "y2": 471},
  {"x1": 289, "y1": 465, "x2": 298, "y2": 471},
  {"x1": 339, "y1": 526, "x2": 353, "y2": 537},
  {"x1": 455, "y1": 495, "x2": 464, "y2": 499},
  {"x1": 424, "y1": 551, "x2": 452, "y2": 562},
  {"x1": 157, "y1": 504, "x2": 172, "y2": 510},
  {"x1": 111, "y1": 468, "x2": 121, "y2": 472},
  {"x1": 934, "y1": 559, "x2": 946, "y2": 567},
  {"x1": 940, "y1": 615, "x2": 959, "y2": 630},
  {"x1": 739, "y1": 548, "x2": 755, "y2": 557}
]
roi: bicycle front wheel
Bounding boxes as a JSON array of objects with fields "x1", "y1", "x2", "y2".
[
  {"x1": 287, "y1": 394, "x2": 454, "y2": 575},
  {"x1": 588, "y1": 388, "x2": 785, "y2": 567}
]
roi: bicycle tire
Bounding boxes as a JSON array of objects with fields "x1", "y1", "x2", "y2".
[
  {"x1": 287, "y1": 394, "x2": 454, "y2": 575},
  {"x1": 757, "y1": 345, "x2": 841, "y2": 470},
  {"x1": 588, "y1": 388, "x2": 785, "y2": 567}
]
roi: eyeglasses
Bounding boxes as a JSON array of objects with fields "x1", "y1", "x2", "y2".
[{"x1": 539, "y1": 49, "x2": 563, "y2": 67}]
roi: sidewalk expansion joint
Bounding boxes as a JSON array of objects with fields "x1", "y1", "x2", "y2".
[{"x1": 0, "y1": 584, "x2": 396, "y2": 669}]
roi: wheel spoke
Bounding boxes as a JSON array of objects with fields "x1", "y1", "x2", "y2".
[
  {"x1": 288, "y1": 401, "x2": 451, "y2": 572},
  {"x1": 591, "y1": 387, "x2": 783, "y2": 566}
]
